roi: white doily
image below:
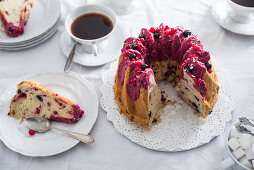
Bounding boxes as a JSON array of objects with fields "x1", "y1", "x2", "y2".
[{"x1": 100, "y1": 60, "x2": 235, "y2": 151}]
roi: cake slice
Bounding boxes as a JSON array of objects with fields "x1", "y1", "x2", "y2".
[
  {"x1": 9, "y1": 81, "x2": 84, "y2": 123},
  {"x1": 0, "y1": 0, "x2": 34, "y2": 37}
]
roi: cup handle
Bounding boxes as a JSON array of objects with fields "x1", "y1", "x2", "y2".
[
  {"x1": 92, "y1": 43, "x2": 98, "y2": 56},
  {"x1": 220, "y1": 157, "x2": 235, "y2": 169}
]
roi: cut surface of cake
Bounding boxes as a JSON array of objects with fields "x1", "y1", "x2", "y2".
[
  {"x1": 0, "y1": 0, "x2": 34, "y2": 37},
  {"x1": 9, "y1": 81, "x2": 84, "y2": 124},
  {"x1": 114, "y1": 23, "x2": 219, "y2": 130}
]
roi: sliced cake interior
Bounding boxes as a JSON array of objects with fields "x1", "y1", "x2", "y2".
[
  {"x1": 0, "y1": 0, "x2": 33, "y2": 37},
  {"x1": 9, "y1": 81, "x2": 84, "y2": 123}
]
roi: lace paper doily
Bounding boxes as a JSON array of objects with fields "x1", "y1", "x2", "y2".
[{"x1": 100, "y1": 60, "x2": 234, "y2": 151}]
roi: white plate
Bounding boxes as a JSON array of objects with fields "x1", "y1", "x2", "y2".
[
  {"x1": 0, "y1": 71, "x2": 98, "y2": 157},
  {"x1": 212, "y1": 0, "x2": 254, "y2": 35},
  {"x1": 60, "y1": 23, "x2": 128, "y2": 66},
  {"x1": 101, "y1": 60, "x2": 235, "y2": 151},
  {"x1": 0, "y1": 19, "x2": 60, "y2": 50},
  {"x1": 0, "y1": 0, "x2": 60, "y2": 44}
]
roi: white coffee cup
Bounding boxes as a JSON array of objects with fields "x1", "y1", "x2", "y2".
[
  {"x1": 220, "y1": 118, "x2": 254, "y2": 170},
  {"x1": 65, "y1": 4, "x2": 117, "y2": 56},
  {"x1": 227, "y1": 0, "x2": 254, "y2": 23}
]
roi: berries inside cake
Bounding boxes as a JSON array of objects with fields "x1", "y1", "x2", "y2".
[{"x1": 9, "y1": 81, "x2": 84, "y2": 124}]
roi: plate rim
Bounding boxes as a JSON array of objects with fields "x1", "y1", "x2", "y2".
[
  {"x1": 0, "y1": 0, "x2": 61, "y2": 44},
  {"x1": 0, "y1": 71, "x2": 98, "y2": 157}
]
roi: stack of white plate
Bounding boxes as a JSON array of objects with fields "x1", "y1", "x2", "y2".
[{"x1": 0, "y1": 0, "x2": 60, "y2": 51}]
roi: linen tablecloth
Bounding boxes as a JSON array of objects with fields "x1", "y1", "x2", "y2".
[{"x1": 0, "y1": 0, "x2": 254, "y2": 169}]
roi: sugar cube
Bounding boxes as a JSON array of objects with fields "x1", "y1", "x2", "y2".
[
  {"x1": 230, "y1": 126, "x2": 241, "y2": 138},
  {"x1": 245, "y1": 149, "x2": 254, "y2": 160},
  {"x1": 232, "y1": 147, "x2": 245, "y2": 159},
  {"x1": 239, "y1": 134, "x2": 251, "y2": 150},
  {"x1": 238, "y1": 156, "x2": 252, "y2": 169},
  {"x1": 252, "y1": 160, "x2": 254, "y2": 169},
  {"x1": 227, "y1": 138, "x2": 240, "y2": 150}
]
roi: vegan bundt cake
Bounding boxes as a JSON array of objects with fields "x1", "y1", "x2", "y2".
[
  {"x1": 114, "y1": 23, "x2": 219, "y2": 130},
  {"x1": 9, "y1": 81, "x2": 84, "y2": 123},
  {"x1": 0, "y1": 0, "x2": 34, "y2": 37}
]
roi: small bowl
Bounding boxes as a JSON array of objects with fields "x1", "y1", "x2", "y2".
[
  {"x1": 221, "y1": 117, "x2": 254, "y2": 170},
  {"x1": 65, "y1": 4, "x2": 117, "y2": 55}
]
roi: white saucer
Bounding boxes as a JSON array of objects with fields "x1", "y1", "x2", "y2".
[
  {"x1": 0, "y1": 71, "x2": 98, "y2": 157},
  {"x1": 212, "y1": 0, "x2": 254, "y2": 35},
  {"x1": 60, "y1": 23, "x2": 129, "y2": 67}
]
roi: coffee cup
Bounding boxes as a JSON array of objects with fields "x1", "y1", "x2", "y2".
[
  {"x1": 65, "y1": 4, "x2": 117, "y2": 56},
  {"x1": 227, "y1": 0, "x2": 254, "y2": 23}
]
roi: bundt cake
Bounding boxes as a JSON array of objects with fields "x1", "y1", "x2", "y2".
[
  {"x1": 114, "y1": 23, "x2": 219, "y2": 130},
  {"x1": 9, "y1": 81, "x2": 84, "y2": 123},
  {"x1": 0, "y1": 0, "x2": 34, "y2": 37}
]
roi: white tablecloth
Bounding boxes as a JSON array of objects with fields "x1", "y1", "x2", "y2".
[{"x1": 0, "y1": 0, "x2": 253, "y2": 169}]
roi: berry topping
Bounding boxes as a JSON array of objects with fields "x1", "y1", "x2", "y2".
[
  {"x1": 136, "y1": 62, "x2": 142, "y2": 67},
  {"x1": 131, "y1": 44, "x2": 138, "y2": 50},
  {"x1": 129, "y1": 52, "x2": 136, "y2": 60},
  {"x1": 136, "y1": 42, "x2": 142, "y2": 47},
  {"x1": 165, "y1": 28, "x2": 175, "y2": 35},
  {"x1": 205, "y1": 62, "x2": 212, "y2": 71},
  {"x1": 154, "y1": 32, "x2": 160, "y2": 39},
  {"x1": 36, "y1": 95, "x2": 43, "y2": 102},
  {"x1": 187, "y1": 65, "x2": 194, "y2": 74},
  {"x1": 208, "y1": 69, "x2": 213, "y2": 73},
  {"x1": 138, "y1": 34, "x2": 144, "y2": 39},
  {"x1": 141, "y1": 64, "x2": 149, "y2": 71},
  {"x1": 28, "y1": 129, "x2": 35, "y2": 136},
  {"x1": 183, "y1": 30, "x2": 192, "y2": 37},
  {"x1": 149, "y1": 27, "x2": 155, "y2": 33}
]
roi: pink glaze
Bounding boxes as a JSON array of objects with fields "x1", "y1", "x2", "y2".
[
  {"x1": 120, "y1": 23, "x2": 212, "y2": 100},
  {"x1": 0, "y1": 14, "x2": 25, "y2": 37}
]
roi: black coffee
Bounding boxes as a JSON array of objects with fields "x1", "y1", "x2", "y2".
[
  {"x1": 231, "y1": 0, "x2": 254, "y2": 7},
  {"x1": 71, "y1": 13, "x2": 113, "y2": 40}
]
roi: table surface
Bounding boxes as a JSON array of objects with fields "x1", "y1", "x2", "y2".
[{"x1": 0, "y1": 0, "x2": 253, "y2": 169}]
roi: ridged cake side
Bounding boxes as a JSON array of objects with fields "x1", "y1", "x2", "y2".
[{"x1": 9, "y1": 81, "x2": 84, "y2": 123}]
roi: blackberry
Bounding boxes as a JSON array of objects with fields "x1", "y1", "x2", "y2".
[
  {"x1": 36, "y1": 95, "x2": 43, "y2": 102},
  {"x1": 141, "y1": 64, "x2": 148, "y2": 71},
  {"x1": 154, "y1": 32, "x2": 160, "y2": 39},
  {"x1": 129, "y1": 52, "x2": 136, "y2": 60},
  {"x1": 183, "y1": 30, "x2": 191, "y2": 37},
  {"x1": 187, "y1": 65, "x2": 194, "y2": 73},
  {"x1": 138, "y1": 34, "x2": 144, "y2": 39},
  {"x1": 131, "y1": 44, "x2": 138, "y2": 50},
  {"x1": 205, "y1": 62, "x2": 212, "y2": 71}
]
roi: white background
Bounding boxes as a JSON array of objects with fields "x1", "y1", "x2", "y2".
[{"x1": 0, "y1": 0, "x2": 253, "y2": 169}]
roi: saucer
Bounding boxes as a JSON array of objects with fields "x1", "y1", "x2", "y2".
[
  {"x1": 60, "y1": 23, "x2": 129, "y2": 67},
  {"x1": 212, "y1": 0, "x2": 254, "y2": 35}
]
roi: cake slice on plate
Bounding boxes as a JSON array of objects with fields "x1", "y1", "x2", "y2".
[
  {"x1": 0, "y1": 0, "x2": 34, "y2": 37},
  {"x1": 9, "y1": 81, "x2": 84, "y2": 123}
]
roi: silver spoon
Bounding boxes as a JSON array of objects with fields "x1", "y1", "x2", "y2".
[
  {"x1": 24, "y1": 117, "x2": 94, "y2": 144},
  {"x1": 64, "y1": 41, "x2": 78, "y2": 72},
  {"x1": 236, "y1": 125, "x2": 254, "y2": 136}
]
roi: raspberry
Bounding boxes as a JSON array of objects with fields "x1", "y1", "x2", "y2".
[
  {"x1": 191, "y1": 43, "x2": 200, "y2": 51},
  {"x1": 165, "y1": 25, "x2": 169, "y2": 30},
  {"x1": 165, "y1": 28, "x2": 175, "y2": 35},
  {"x1": 197, "y1": 78, "x2": 202, "y2": 84},
  {"x1": 208, "y1": 69, "x2": 213, "y2": 73},
  {"x1": 136, "y1": 62, "x2": 142, "y2": 67},
  {"x1": 28, "y1": 129, "x2": 35, "y2": 136},
  {"x1": 139, "y1": 38, "x2": 144, "y2": 43},
  {"x1": 136, "y1": 42, "x2": 141, "y2": 47},
  {"x1": 124, "y1": 50, "x2": 131, "y2": 56},
  {"x1": 149, "y1": 27, "x2": 155, "y2": 33},
  {"x1": 125, "y1": 44, "x2": 130, "y2": 50}
]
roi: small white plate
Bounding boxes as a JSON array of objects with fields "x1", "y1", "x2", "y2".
[
  {"x1": 0, "y1": 71, "x2": 98, "y2": 157},
  {"x1": 0, "y1": 0, "x2": 60, "y2": 44},
  {"x1": 212, "y1": 0, "x2": 254, "y2": 35},
  {"x1": 60, "y1": 23, "x2": 129, "y2": 67},
  {"x1": 0, "y1": 18, "x2": 60, "y2": 50}
]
